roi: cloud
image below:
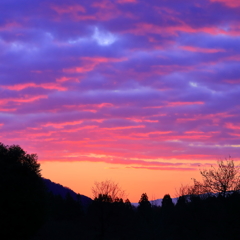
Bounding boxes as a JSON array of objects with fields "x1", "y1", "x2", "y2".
[
  {"x1": 126, "y1": 166, "x2": 195, "y2": 171},
  {"x1": 167, "y1": 101, "x2": 204, "y2": 107},
  {"x1": 0, "y1": 0, "x2": 239, "y2": 170},
  {"x1": 92, "y1": 27, "x2": 117, "y2": 46},
  {"x1": 225, "y1": 123, "x2": 240, "y2": 130},
  {"x1": 210, "y1": 0, "x2": 240, "y2": 7},
  {"x1": 180, "y1": 46, "x2": 226, "y2": 53},
  {"x1": 0, "y1": 95, "x2": 48, "y2": 105},
  {"x1": 117, "y1": 0, "x2": 137, "y2": 4},
  {"x1": 51, "y1": 4, "x2": 86, "y2": 14},
  {"x1": 43, "y1": 120, "x2": 83, "y2": 129},
  {"x1": 1, "y1": 82, "x2": 67, "y2": 91},
  {"x1": 63, "y1": 56, "x2": 127, "y2": 73}
]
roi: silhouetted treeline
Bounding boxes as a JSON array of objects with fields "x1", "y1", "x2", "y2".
[
  {"x1": 1, "y1": 142, "x2": 240, "y2": 240},
  {"x1": 31, "y1": 191, "x2": 240, "y2": 240}
]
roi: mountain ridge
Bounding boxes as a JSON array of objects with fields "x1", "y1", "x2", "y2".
[{"x1": 42, "y1": 178, "x2": 92, "y2": 208}]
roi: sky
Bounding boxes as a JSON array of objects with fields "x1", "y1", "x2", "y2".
[{"x1": 0, "y1": 0, "x2": 240, "y2": 201}]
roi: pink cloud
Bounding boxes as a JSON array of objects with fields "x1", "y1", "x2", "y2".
[
  {"x1": 0, "y1": 95, "x2": 48, "y2": 105},
  {"x1": 210, "y1": 0, "x2": 240, "y2": 7},
  {"x1": 93, "y1": 119, "x2": 105, "y2": 123},
  {"x1": 1, "y1": 82, "x2": 67, "y2": 91},
  {"x1": 26, "y1": 132, "x2": 56, "y2": 138},
  {"x1": 62, "y1": 103, "x2": 113, "y2": 112},
  {"x1": 117, "y1": 0, "x2": 137, "y2": 3},
  {"x1": 102, "y1": 125, "x2": 145, "y2": 130},
  {"x1": 168, "y1": 101, "x2": 204, "y2": 107},
  {"x1": 51, "y1": 4, "x2": 86, "y2": 14},
  {"x1": 227, "y1": 25, "x2": 240, "y2": 37},
  {"x1": 180, "y1": 46, "x2": 226, "y2": 53},
  {"x1": 92, "y1": 0, "x2": 115, "y2": 9},
  {"x1": 51, "y1": 4, "x2": 96, "y2": 21},
  {"x1": 56, "y1": 77, "x2": 80, "y2": 83},
  {"x1": 144, "y1": 120, "x2": 159, "y2": 123},
  {"x1": 31, "y1": 70, "x2": 43, "y2": 74},
  {"x1": 91, "y1": 0, "x2": 124, "y2": 20},
  {"x1": 63, "y1": 65, "x2": 95, "y2": 74},
  {"x1": 62, "y1": 126, "x2": 98, "y2": 133},
  {"x1": 63, "y1": 57, "x2": 128, "y2": 73},
  {"x1": 177, "y1": 112, "x2": 235, "y2": 123},
  {"x1": 143, "y1": 134, "x2": 212, "y2": 141},
  {"x1": 133, "y1": 131, "x2": 172, "y2": 137},
  {"x1": 143, "y1": 106, "x2": 163, "y2": 109},
  {"x1": 81, "y1": 56, "x2": 128, "y2": 63},
  {"x1": 154, "y1": 6, "x2": 180, "y2": 16},
  {"x1": 43, "y1": 120, "x2": 83, "y2": 129},
  {"x1": 126, "y1": 166, "x2": 195, "y2": 171},
  {"x1": 56, "y1": 153, "x2": 188, "y2": 167},
  {"x1": 224, "y1": 55, "x2": 240, "y2": 61},
  {"x1": 0, "y1": 108, "x2": 17, "y2": 112},
  {"x1": 152, "y1": 65, "x2": 195, "y2": 75},
  {"x1": 126, "y1": 22, "x2": 228, "y2": 37},
  {"x1": 224, "y1": 79, "x2": 240, "y2": 84},
  {"x1": 226, "y1": 123, "x2": 240, "y2": 130},
  {"x1": 229, "y1": 133, "x2": 240, "y2": 137},
  {"x1": 72, "y1": 15, "x2": 97, "y2": 20},
  {"x1": 125, "y1": 118, "x2": 143, "y2": 123},
  {"x1": 185, "y1": 131, "x2": 205, "y2": 134},
  {"x1": 0, "y1": 22, "x2": 21, "y2": 31}
]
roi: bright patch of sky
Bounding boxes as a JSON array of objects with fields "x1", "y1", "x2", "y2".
[
  {"x1": 92, "y1": 27, "x2": 117, "y2": 46},
  {"x1": 189, "y1": 82, "x2": 198, "y2": 87}
]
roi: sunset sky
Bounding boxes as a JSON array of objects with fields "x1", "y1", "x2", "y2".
[{"x1": 1, "y1": 0, "x2": 240, "y2": 201}]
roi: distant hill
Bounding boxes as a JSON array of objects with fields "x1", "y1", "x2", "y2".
[
  {"x1": 42, "y1": 178, "x2": 92, "y2": 208},
  {"x1": 132, "y1": 191, "x2": 239, "y2": 207}
]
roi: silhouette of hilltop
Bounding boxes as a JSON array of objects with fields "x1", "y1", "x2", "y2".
[{"x1": 42, "y1": 178, "x2": 92, "y2": 208}]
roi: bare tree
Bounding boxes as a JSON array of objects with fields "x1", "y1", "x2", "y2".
[
  {"x1": 177, "y1": 157, "x2": 240, "y2": 198},
  {"x1": 176, "y1": 184, "x2": 192, "y2": 197},
  {"x1": 176, "y1": 182, "x2": 205, "y2": 197},
  {"x1": 92, "y1": 180, "x2": 126, "y2": 201},
  {"x1": 193, "y1": 157, "x2": 240, "y2": 197}
]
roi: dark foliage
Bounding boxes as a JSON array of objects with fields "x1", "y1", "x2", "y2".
[
  {"x1": 138, "y1": 193, "x2": 151, "y2": 212},
  {"x1": 0, "y1": 143, "x2": 46, "y2": 240},
  {"x1": 32, "y1": 190, "x2": 240, "y2": 240},
  {"x1": 46, "y1": 191, "x2": 83, "y2": 221},
  {"x1": 162, "y1": 194, "x2": 174, "y2": 209}
]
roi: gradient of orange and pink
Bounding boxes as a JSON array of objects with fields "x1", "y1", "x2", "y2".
[{"x1": 0, "y1": 0, "x2": 240, "y2": 201}]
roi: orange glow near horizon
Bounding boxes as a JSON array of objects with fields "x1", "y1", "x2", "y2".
[{"x1": 40, "y1": 161, "x2": 201, "y2": 202}]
